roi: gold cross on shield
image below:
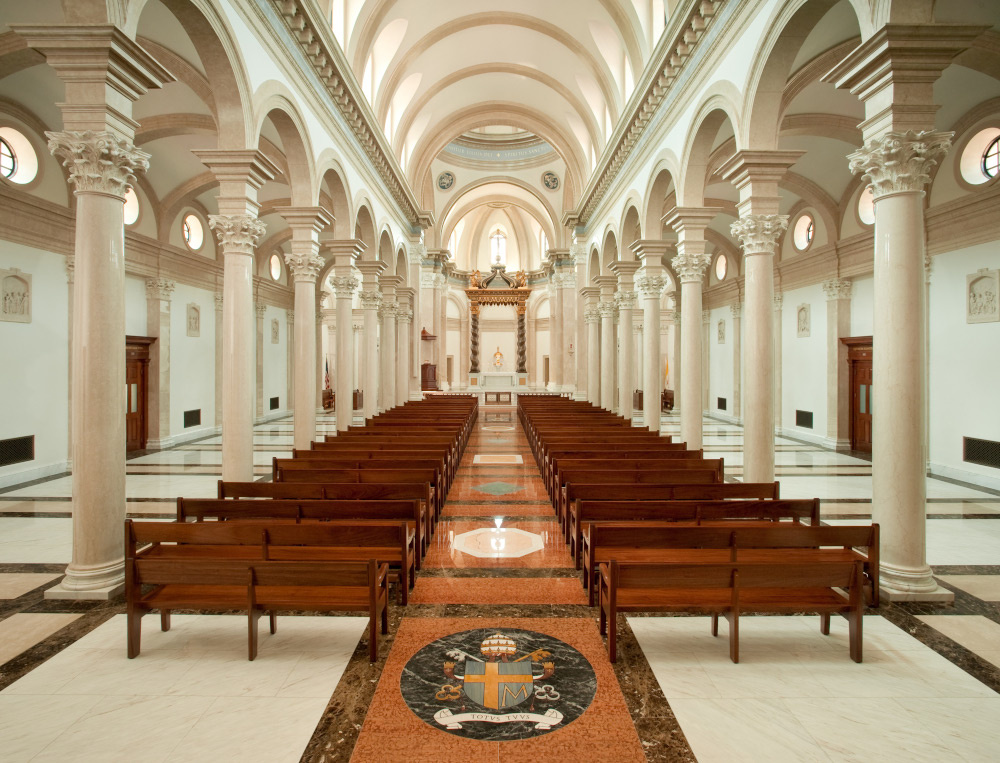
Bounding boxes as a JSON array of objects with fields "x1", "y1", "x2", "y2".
[{"x1": 463, "y1": 662, "x2": 534, "y2": 710}]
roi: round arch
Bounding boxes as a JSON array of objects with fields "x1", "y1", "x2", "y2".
[
  {"x1": 678, "y1": 90, "x2": 742, "y2": 207},
  {"x1": 252, "y1": 84, "x2": 317, "y2": 206}
]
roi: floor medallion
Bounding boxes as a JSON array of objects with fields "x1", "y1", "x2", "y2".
[{"x1": 400, "y1": 628, "x2": 597, "y2": 740}]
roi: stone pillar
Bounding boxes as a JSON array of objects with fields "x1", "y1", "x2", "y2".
[
  {"x1": 194, "y1": 151, "x2": 278, "y2": 481},
  {"x1": 633, "y1": 241, "x2": 670, "y2": 432},
  {"x1": 45, "y1": 132, "x2": 153, "y2": 598},
  {"x1": 323, "y1": 309, "x2": 335, "y2": 403},
  {"x1": 145, "y1": 278, "x2": 174, "y2": 448},
  {"x1": 396, "y1": 297, "x2": 412, "y2": 407},
  {"x1": 610, "y1": 261, "x2": 640, "y2": 420},
  {"x1": 325, "y1": 239, "x2": 365, "y2": 431},
  {"x1": 672, "y1": 307, "x2": 681, "y2": 412},
  {"x1": 595, "y1": 276, "x2": 617, "y2": 411},
  {"x1": 356, "y1": 261, "x2": 386, "y2": 418},
  {"x1": 379, "y1": 274, "x2": 402, "y2": 411},
  {"x1": 731, "y1": 302, "x2": 742, "y2": 421},
  {"x1": 773, "y1": 293, "x2": 782, "y2": 432},
  {"x1": 285, "y1": 308, "x2": 294, "y2": 417},
  {"x1": 352, "y1": 322, "x2": 363, "y2": 392},
  {"x1": 702, "y1": 309, "x2": 711, "y2": 414},
  {"x1": 633, "y1": 322, "x2": 643, "y2": 405},
  {"x1": 215, "y1": 293, "x2": 225, "y2": 428},
  {"x1": 572, "y1": 243, "x2": 589, "y2": 400},
  {"x1": 255, "y1": 302, "x2": 266, "y2": 421},
  {"x1": 581, "y1": 287, "x2": 600, "y2": 405},
  {"x1": 721, "y1": 153, "x2": 801, "y2": 483},
  {"x1": 823, "y1": 279, "x2": 852, "y2": 447},
  {"x1": 665, "y1": 209, "x2": 719, "y2": 450},
  {"x1": 408, "y1": 244, "x2": 425, "y2": 398},
  {"x1": 548, "y1": 277, "x2": 564, "y2": 391},
  {"x1": 315, "y1": 297, "x2": 327, "y2": 415}
]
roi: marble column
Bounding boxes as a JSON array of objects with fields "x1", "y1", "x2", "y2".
[
  {"x1": 276, "y1": 207, "x2": 329, "y2": 449},
  {"x1": 595, "y1": 276, "x2": 617, "y2": 411},
  {"x1": 396, "y1": 299, "x2": 412, "y2": 407},
  {"x1": 560, "y1": 256, "x2": 580, "y2": 396},
  {"x1": 45, "y1": 131, "x2": 152, "y2": 598},
  {"x1": 356, "y1": 261, "x2": 385, "y2": 418},
  {"x1": 849, "y1": 131, "x2": 952, "y2": 597},
  {"x1": 671, "y1": 308, "x2": 681, "y2": 412},
  {"x1": 633, "y1": 241, "x2": 670, "y2": 432},
  {"x1": 581, "y1": 286, "x2": 600, "y2": 405},
  {"x1": 823, "y1": 279, "x2": 852, "y2": 447},
  {"x1": 731, "y1": 302, "x2": 742, "y2": 421},
  {"x1": 352, "y1": 322, "x2": 364, "y2": 393},
  {"x1": 610, "y1": 261, "x2": 640, "y2": 420},
  {"x1": 215, "y1": 293, "x2": 225, "y2": 428},
  {"x1": 285, "y1": 308, "x2": 294, "y2": 416},
  {"x1": 572, "y1": 243, "x2": 589, "y2": 400},
  {"x1": 633, "y1": 322, "x2": 644, "y2": 406},
  {"x1": 325, "y1": 239, "x2": 365, "y2": 431},
  {"x1": 702, "y1": 309, "x2": 711, "y2": 414},
  {"x1": 255, "y1": 302, "x2": 266, "y2": 421},
  {"x1": 665, "y1": 209, "x2": 719, "y2": 450},
  {"x1": 408, "y1": 245, "x2": 424, "y2": 399},
  {"x1": 145, "y1": 278, "x2": 174, "y2": 448},
  {"x1": 548, "y1": 280, "x2": 562, "y2": 390},
  {"x1": 773, "y1": 293, "x2": 783, "y2": 432},
  {"x1": 324, "y1": 310, "x2": 336, "y2": 403},
  {"x1": 722, "y1": 152, "x2": 800, "y2": 483},
  {"x1": 195, "y1": 151, "x2": 277, "y2": 481},
  {"x1": 379, "y1": 274, "x2": 402, "y2": 411}
]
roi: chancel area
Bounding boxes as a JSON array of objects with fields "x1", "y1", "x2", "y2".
[{"x1": 1, "y1": 0, "x2": 1000, "y2": 760}]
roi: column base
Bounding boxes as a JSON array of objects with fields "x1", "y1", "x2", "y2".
[
  {"x1": 45, "y1": 578, "x2": 125, "y2": 601},
  {"x1": 45, "y1": 560, "x2": 125, "y2": 600},
  {"x1": 878, "y1": 566, "x2": 955, "y2": 603},
  {"x1": 878, "y1": 584, "x2": 955, "y2": 603}
]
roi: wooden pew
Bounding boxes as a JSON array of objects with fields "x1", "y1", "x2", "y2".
[
  {"x1": 275, "y1": 468, "x2": 440, "y2": 518},
  {"x1": 599, "y1": 559, "x2": 867, "y2": 663},
  {"x1": 542, "y1": 446, "x2": 695, "y2": 490},
  {"x1": 126, "y1": 520, "x2": 389, "y2": 661},
  {"x1": 550, "y1": 458, "x2": 724, "y2": 501}
]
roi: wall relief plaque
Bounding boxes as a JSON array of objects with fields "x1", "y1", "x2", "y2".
[
  {"x1": 967, "y1": 269, "x2": 999, "y2": 324},
  {"x1": 0, "y1": 267, "x2": 31, "y2": 323},
  {"x1": 717, "y1": 319, "x2": 725, "y2": 344},
  {"x1": 797, "y1": 303, "x2": 810, "y2": 338},
  {"x1": 271, "y1": 318, "x2": 280, "y2": 343},
  {"x1": 186, "y1": 303, "x2": 200, "y2": 337}
]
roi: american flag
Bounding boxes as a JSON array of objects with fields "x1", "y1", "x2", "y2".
[{"x1": 324, "y1": 359, "x2": 331, "y2": 390}]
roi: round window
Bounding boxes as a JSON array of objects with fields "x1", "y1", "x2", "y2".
[
  {"x1": 714, "y1": 255, "x2": 727, "y2": 281},
  {"x1": 182, "y1": 213, "x2": 204, "y2": 250},
  {"x1": 269, "y1": 253, "x2": 282, "y2": 281},
  {"x1": 0, "y1": 127, "x2": 38, "y2": 184},
  {"x1": 857, "y1": 186, "x2": 875, "y2": 226},
  {"x1": 793, "y1": 214, "x2": 814, "y2": 250},
  {"x1": 960, "y1": 127, "x2": 1000, "y2": 185},
  {"x1": 123, "y1": 187, "x2": 140, "y2": 225}
]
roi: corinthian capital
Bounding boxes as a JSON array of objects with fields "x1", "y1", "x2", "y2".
[
  {"x1": 597, "y1": 301, "x2": 617, "y2": 319},
  {"x1": 283, "y1": 252, "x2": 324, "y2": 281},
  {"x1": 332, "y1": 276, "x2": 358, "y2": 297},
  {"x1": 145, "y1": 278, "x2": 175, "y2": 301},
  {"x1": 47, "y1": 130, "x2": 150, "y2": 199},
  {"x1": 584, "y1": 308, "x2": 600, "y2": 324},
  {"x1": 822, "y1": 278, "x2": 853, "y2": 300},
  {"x1": 615, "y1": 290, "x2": 638, "y2": 310},
  {"x1": 671, "y1": 251, "x2": 712, "y2": 282},
  {"x1": 730, "y1": 214, "x2": 788, "y2": 257},
  {"x1": 635, "y1": 274, "x2": 667, "y2": 298},
  {"x1": 396, "y1": 307, "x2": 413, "y2": 325},
  {"x1": 209, "y1": 215, "x2": 266, "y2": 255},
  {"x1": 848, "y1": 131, "x2": 952, "y2": 198},
  {"x1": 359, "y1": 289, "x2": 382, "y2": 309}
]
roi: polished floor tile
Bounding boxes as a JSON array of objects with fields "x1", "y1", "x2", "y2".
[
  {"x1": 0, "y1": 613, "x2": 81, "y2": 664},
  {"x1": 937, "y1": 575, "x2": 1000, "y2": 600},
  {"x1": 0, "y1": 572, "x2": 61, "y2": 598}
]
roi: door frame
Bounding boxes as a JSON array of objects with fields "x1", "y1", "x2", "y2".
[
  {"x1": 840, "y1": 336, "x2": 872, "y2": 453},
  {"x1": 126, "y1": 336, "x2": 155, "y2": 451}
]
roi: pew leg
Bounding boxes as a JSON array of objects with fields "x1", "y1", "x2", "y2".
[
  {"x1": 599, "y1": 598, "x2": 607, "y2": 636},
  {"x1": 727, "y1": 612, "x2": 739, "y2": 664},
  {"x1": 160, "y1": 610, "x2": 171, "y2": 632},
  {"x1": 127, "y1": 608, "x2": 142, "y2": 659},
  {"x1": 269, "y1": 611, "x2": 277, "y2": 635},
  {"x1": 248, "y1": 611, "x2": 259, "y2": 661},
  {"x1": 848, "y1": 611, "x2": 863, "y2": 663},
  {"x1": 711, "y1": 614, "x2": 718, "y2": 637},
  {"x1": 820, "y1": 613, "x2": 830, "y2": 636}
]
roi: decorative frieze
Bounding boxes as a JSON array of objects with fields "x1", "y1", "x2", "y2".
[
  {"x1": 967, "y1": 268, "x2": 999, "y2": 324},
  {"x1": 0, "y1": 267, "x2": 31, "y2": 323},
  {"x1": 208, "y1": 214, "x2": 266, "y2": 255},
  {"x1": 822, "y1": 279, "x2": 853, "y2": 301},
  {"x1": 730, "y1": 214, "x2": 789, "y2": 257},
  {"x1": 848, "y1": 131, "x2": 952, "y2": 198},
  {"x1": 46, "y1": 130, "x2": 150, "y2": 198}
]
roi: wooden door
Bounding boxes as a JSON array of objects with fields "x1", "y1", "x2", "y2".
[
  {"x1": 842, "y1": 337, "x2": 872, "y2": 453},
  {"x1": 125, "y1": 337, "x2": 154, "y2": 451}
]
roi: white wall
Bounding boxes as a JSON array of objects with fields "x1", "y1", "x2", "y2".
[
  {"x1": 124, "y1": 275, "x2": 147, "y2": 336},
  {"x1": 0, "y1": 243, "x2": 69, "y2": 485},
  {"x1": 262, "y1": 305, "x2": 287, "y2": 417},
  {"x1": 168, "y1": 283, "x2": 217, "y2": 442},
  {"x1": 709, "y1": 306, "x2": 733, "y2": 417},
  {"x1": 850, "y1": 275, "x2": 874, "y2": 337},
  {"x1": 781, "y1": 283, "x2": 828, "y2": 441},
  {"x1": 928, "y1": 242, "x2": 1000, "y2": 489}
]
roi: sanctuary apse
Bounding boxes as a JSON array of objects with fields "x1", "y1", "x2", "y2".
[{"x1": 1, "y1": 0, "x2": 1000, "y2": 761}]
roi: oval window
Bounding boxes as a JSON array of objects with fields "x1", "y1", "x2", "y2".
[
  {"x1": 182, "y1": 213, "x2": 204, "y2": 250},
  {"x1": 793, "y1": 214, "x2": 814, "y2": 251},
  {"x1": 0, "y1": 127, "x2": 38, "y2": 184},
  {"x1": 857, "y1": 186, "x2": 875, "y2": 226},
  {"x1": 269, "y1": 253, "x2": 282, "y2": 281},
  {"x1": 960, "y1": 127, "x2": 1000, "y2": 185},
  {"x1": 714, "y1": 255, "x2": 727, "y2": 281},
  {"x1": 123, "y1": 187, "x2": 140, "y2": 225}
]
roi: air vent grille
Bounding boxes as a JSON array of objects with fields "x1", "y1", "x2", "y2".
[
  {"x1": 269, "y1": 396, "x2": 279, "y2": 410},
  {"x1": 0, "y1": 435, "x2": 33, "y2": 467},
  {"x1": 183, "y1": 409, "x2": 201, "y2": 428},
  {"x1": 796, "y1": 410, "x2": 814, "y2": 429},
  {"x1": 964, "y1": 437, "x2": 1000, "y2": 470},
  {"x1": 717, "y1": 397, "x2": 727, "y2": 411}
]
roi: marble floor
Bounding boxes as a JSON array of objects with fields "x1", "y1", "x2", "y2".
[{"x1": 0, "y1": 409, "x2": 999, "y2": 761}]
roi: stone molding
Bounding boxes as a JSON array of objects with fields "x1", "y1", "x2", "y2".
[
  {"x1": 283, "y1": 252, "x2": 325, "y2": 281},
  {"x1": 730, "y1": 214, "x2": 789, "y2": 257},
  {"x1": 332, "y1": 276, "x2": 359, "y2": 297},
  {"x1": 671, "y1": 250, "x2": 712, "y2": 282},
  {"x1": 848, "y1": 130, "x2": 952, "y2": 198},
  {"x1": 145, "y1": 278, "x2": 175, "y2": 301},
  {"x1": 47, "y1": 130, "x2": 150, "y2": 199},
  {"x1": 359, "y1": 289, "x2": 382, "y2": 309},
  {"x1": 636, "y1": 274, "x2": 668, "y2": 298},
  {"x1": 822, "y1": 278, "x2": 853, "y2": 300},
  {"x1": 209, "y1": 214, "x2": 266, "y2": 255}
]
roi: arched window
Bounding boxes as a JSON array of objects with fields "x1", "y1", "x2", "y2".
[
  {"x1": 540, "y1": 231, "x2": 549, "y2": 259},
  {"x1": 490, "y1": 228, "x2": 506, "y2": 266},
  {"x1": 983, "y1": 135, "x2": 1000, "y2": 179}
]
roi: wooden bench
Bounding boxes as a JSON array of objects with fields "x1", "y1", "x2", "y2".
[
  {"x1": 599, "y1": 559, "x2": 866, "y2": 663},
  {"x1": 275, "y1": 468, "x2": 441, "y2": 518},
  {"x1": 550, "y1": 458, "x2": 724, "y2": 501},
  {"x1": 125, "y1": 520, "x2": 389, "y2": 661}
]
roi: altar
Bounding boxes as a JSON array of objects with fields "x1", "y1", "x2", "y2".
[{"x1": 482, "y1": 372, "x2": 517, "y2": 389}]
